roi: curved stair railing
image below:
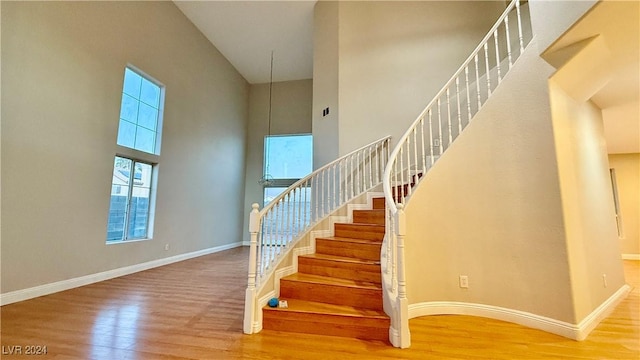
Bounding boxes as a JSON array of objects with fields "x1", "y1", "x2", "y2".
[
  {"x1": 244, "y1": 136, "x2": 391, "y2": 334},
  {"x1": 381, "y1": 0, "x2": 532, "y2": 348}
]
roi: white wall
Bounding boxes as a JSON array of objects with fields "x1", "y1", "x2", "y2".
[
  {"x1": 1, "y1": 2, "x2": 249, "y2": 294},
  {"x1": 404, "y1": 40, "x2": 578, "y2": 322},
  {"x1": 242, "y1": 79, "x2": 313, "y2": 244},
  {"x1": 335, "y1": 1, "x2": 506, "y2": 155},
  {"x1": 608, "y1": 154, "x2": 640, "y2": 256}
]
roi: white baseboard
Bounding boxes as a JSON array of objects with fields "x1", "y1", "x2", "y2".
[
  {"x1": 575, "y1": 284, "x2": 631, "y2": 340},
  {"x1": 407, "y1": 284, "x2": 630, "y2": 341},
  {"x1": 622, "y1": 254, "x2": 640, "y2": 261},
  {"x1": 0, "y1": 242, "x2": 243, "y2": 306}
]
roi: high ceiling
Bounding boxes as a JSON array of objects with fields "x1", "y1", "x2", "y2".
[
  {"x1": 173, "y1": 1, "x2": 316, "y2": 84},
  {"x1": 174, "y1": 1, "x2": 638, "y2": 153}
]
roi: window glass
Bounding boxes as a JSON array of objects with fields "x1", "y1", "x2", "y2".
[{"x1": 116, "y1": 67, "x2": 163, "y2": 155}]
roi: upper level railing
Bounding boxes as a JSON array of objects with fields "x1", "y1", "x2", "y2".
[
  {"x1": 381, "y1": 0, "x2": 532, "y2": 348},
  {"x1": 244, "y1": 136, "x2": 391, "y2": 334}
]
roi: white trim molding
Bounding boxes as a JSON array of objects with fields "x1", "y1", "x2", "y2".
[
  {"x1": 622, "y1": 254, "x2": 640, "y2": 261},
  {"x1": 0, "y1": 242, "x2": 243, "y2": 306},
  {"x1": 408, "y1": 284, "x2": 630, "y2": 341}
]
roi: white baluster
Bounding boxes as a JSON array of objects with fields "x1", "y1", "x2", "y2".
[
  {"x1": 474, "y1": 54, "x2": 482, "y2": 110},
  {"x1": 420, "y1": 117, "x2": 426, "y2": 174},
  {"x1": 314, "y1": 175, "x2": 318, "y2": 223},
  {"x1": 446, "y1": 88, "x2": 452, "y2": 147},
  {"x1": 494, "y1": 29, "x2": 502, "y2": 82},
  {"x1": 340, "y1": 160, "x2": 344, "y2": 204},
  {"x1": 399, "y1": 146, "x2": 405, "y2": 203},
  {"x1": 336, "y1": 163, "x2": 340, "y2": 208},
  {"x1": 356, "y1": 151, "x2": 361, "y2": 195},
  {"x1": 413, "y1": 127, "x2": 418, "y2": 185},
  {"x1": 368, "y1": 146, "x2": 373, "y2": 189},
  {"x1": 505, "y1": 11, "x2": 513, "y2": 68},
  {"x1": 328, "y1": 166, "x2": 333, "y2": 212},
  {"x1": 299, "y1": 185, "x2": 303, "y2": 232},
  {"x1": 304, "y1": 180, "x2": 309, "y2": 226},
  {"x1": 406, "y1": 141, "x2": 412, "y2": 197},
  {"x1": 350, "y1": 154, "x2": 355, "y2": 199},
  {"x1": 321, "y1": 169, "x2": 325, "y2": 217},
  {"x1": 437, "y1": 98, "x2": 443, "y2": 155},
  {"x1": 516, "y1": 0, "x2": 524, "y2": 53},
  {"x1": 374, "y1": 146, "x2": 379, "y2": 184},
  {"x1": 455, "y1": 76, "x2": 462, "y2": 135},
  {"x1": 428, "y1": 109, "x2": 434, "y2": 168},
  {"x1": 287, "y1": 192, "x2": 292, "y2": 245},
  {"x1": 465, "y1": 66, "x2": 472, "y2": 122},
  {"x1": 484, "y1": 43, "x2": 491, "y2": 95}
]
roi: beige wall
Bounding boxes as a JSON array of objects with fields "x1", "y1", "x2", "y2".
[
  {"x1": 608, "y1": 154, "x2": 640, "y2": 256},
  {"x1": 404, "y1": 40, "x2": 579, "y2": 322},
  {"x1": 336, "y1": 1, "x2": 505, "y2": 155},
  {"x1": 603, "y1": 101, "x2": 640, "y2": 154},
  {"x1": 549, "y1": 82, "x2": 626, "y2": 322},
  {"x1": 529, "y1": 0, "x2": 598, "y2": 53},
  {"x1": 241, "y1": 79, "x2": 313, "y2": 244},
  {"x1": 548, "y1": 33, "x2": 626, "y2": 321},
  {"x1": 312, "y1": 1, "x2": 505, "y2": 164},
  {"x1": 312, "y1": 1, "x2": 340, "y2": 169},
  {"x1": 1, "y1": 2, "x2": 249, "y2": 293}
]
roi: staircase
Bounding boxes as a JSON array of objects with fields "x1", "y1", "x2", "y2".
[{"x1": 262, "y1": 197, "x2": 390, "y2": 341}]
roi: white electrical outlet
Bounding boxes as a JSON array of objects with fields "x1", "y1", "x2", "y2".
[
  {"x1": 164, "y1": 244, "x2": 170, "y2": 251},
  {"x1": 459, "y1": 275, "x2": 469, "y2": 288}
]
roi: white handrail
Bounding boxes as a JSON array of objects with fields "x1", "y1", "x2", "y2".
[{"x1": 381, "y1": 0, "x2": 531, "y2": 348}]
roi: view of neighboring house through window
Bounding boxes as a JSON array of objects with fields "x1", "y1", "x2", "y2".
[
  {"x1": 107, "y1": 157, "x2": 153, "y2": 242},
  {"x1": 107, "y1": 66, "x2": 164, "y2": 243}
]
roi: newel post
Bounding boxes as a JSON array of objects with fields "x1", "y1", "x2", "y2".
[
  {"x1": 396, "y1": 204, "x2": 411, "y2": 348},
  {"x1": 243, "y1": 203, "x2": 260, "y2": 334}
]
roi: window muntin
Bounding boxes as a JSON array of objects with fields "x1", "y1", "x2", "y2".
[
  {"x1": 117, "y1": 67, "x2": 163, "y2": 155},
  {"x1": 107, "y1": 156, "x2": 153, "y2": 242}
]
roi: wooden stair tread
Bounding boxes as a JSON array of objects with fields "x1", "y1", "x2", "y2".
[
  {"x1": 263, "y1": 299, "x2": 388, "y2": 319},
  {"x1": 300, "y1": 253, "x2": 380, "y2": 265},
  {"x1": 282, "y1": 272, "x2": 381, "y2": 290},
  {"x1": 315, "y1": 236, "x2": 382, "y2": 245},
  {"x1": 336, "y1": 223, "x2": 385, "y2": 230}
]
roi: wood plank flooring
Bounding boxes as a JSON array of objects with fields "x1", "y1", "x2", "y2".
[{"x1": 1, "y1": 247, "x2": 638, "y2": 359}]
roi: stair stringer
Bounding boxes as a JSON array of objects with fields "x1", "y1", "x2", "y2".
[{"x1": 251, "y1": 190, "x2": 377, "y2": 333}]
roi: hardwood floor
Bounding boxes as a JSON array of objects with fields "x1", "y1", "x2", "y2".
[{"x1": 1, "y1": 247, "x2": 638, "y2": 359}]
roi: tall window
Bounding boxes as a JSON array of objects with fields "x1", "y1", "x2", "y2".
[
  {"x1": 107, "y1": 157, "x2": 153, "y2": 242},
  {"x1": 107, "y1": 66, "x2": 163, "y2": 243},
  {"x1": 117, "y1": 67, "x2": 163, "y2": 155},
  {"x1": 263, "y1": 134, "x2": 313, "y2": 205}
]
